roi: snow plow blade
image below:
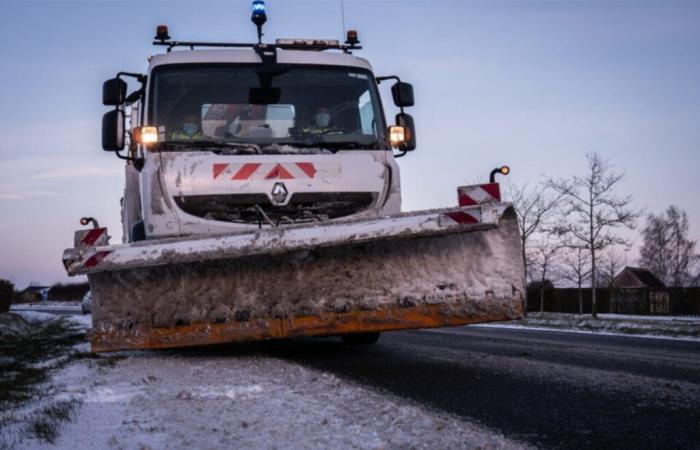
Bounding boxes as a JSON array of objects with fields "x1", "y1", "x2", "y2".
[{"x1": 63, "y1": 202, "x2": 524, "y2": 352}]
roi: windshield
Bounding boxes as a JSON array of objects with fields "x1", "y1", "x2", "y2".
[{"x1": 149, "y1": 64, "x2": 387, "y2": 150}]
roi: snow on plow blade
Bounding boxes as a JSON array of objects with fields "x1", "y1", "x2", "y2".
[{"x1": 63, "y1": 203, "x2": 524, "y2": 352}]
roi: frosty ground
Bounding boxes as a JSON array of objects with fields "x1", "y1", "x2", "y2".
[
  {"x1": 0, "y1": 311, "x2": 529, "y2": 450},
  {"x1": 475, "y1": 312, "x2": 700, "y2": 340}
]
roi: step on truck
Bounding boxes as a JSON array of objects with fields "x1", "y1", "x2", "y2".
[{"x1": 63, "y1": 2, "x2": 524, "y2": 352}]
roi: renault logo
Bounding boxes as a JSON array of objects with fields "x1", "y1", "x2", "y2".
[{"x1": 271, "y1": 182, "x2": 288, "y2": 204}]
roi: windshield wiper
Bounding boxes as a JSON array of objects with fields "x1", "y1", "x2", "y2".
[{"x1": 158, "y1": 140, "x2": 262, "y2": 154}]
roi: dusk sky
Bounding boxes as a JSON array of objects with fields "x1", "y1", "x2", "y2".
[{"x1": 1, "y1": 0, "x2": 699, "y2": 288}]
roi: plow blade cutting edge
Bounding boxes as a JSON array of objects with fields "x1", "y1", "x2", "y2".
[{"x1": 63, "y1": 202, "x2": 524, "y2": 352}]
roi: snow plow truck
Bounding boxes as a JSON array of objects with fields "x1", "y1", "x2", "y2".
[{"x1": 63, "y1": 5, "x2": 524, "y2": 352}]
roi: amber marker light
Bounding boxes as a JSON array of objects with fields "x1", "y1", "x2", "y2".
[
  {"x1": 490, "y1": 165, "x2": 511, "y2": 182},
  {"x1": 134, "y1": 126, "x2": 159, "y2": 146},
  {"x1": 389, "y1": 126, "x2": 406, "y2": 148}
]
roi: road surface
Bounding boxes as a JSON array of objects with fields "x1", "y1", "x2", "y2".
[{"x1": 270, "y1": 326, "x2": 700, "y2": 450}]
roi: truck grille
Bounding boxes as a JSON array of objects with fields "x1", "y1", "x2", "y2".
[{"x1": 174, "y1": 192, "x2": 375, "y2": 224}]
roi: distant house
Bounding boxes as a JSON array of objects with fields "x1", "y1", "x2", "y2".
[
  {"x1": 18, "y1": 286, "x2": 51, "y2": 303},
  {"x1": 611, "y1": 267, "x2": 669, "y2": 314},
  {"x1": 612, "y1": 267, "x2": 666, "y2": 289}
]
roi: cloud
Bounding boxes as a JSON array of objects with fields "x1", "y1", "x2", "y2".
[
  {"x1": 32, "y1": 166, "x2": 116, "y2": 180},
  {"x1": 0, "y1": 156, "x2": 121, "y2": 200},
  {"x1": 0, "y1": 121, "x2": 98, "y2": 156},
  {"x1": 0, "y1": 190, "x2": 57, "y2": 200}
]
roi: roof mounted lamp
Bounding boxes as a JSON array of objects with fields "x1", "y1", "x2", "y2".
[
  {"x1": 251, "y1": 0, "x2": 267, "y2": 44},
  {"x1": 345, "y1": 30, "x2": 359, "y2": 46},
  {"x1": 155, "y1": 25, "x2": 171, "y2": 42}
]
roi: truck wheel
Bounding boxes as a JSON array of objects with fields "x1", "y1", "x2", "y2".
[
  {"x1": 341, "y1": 332, "x2": 380, "y2": 346},
  {"x1": 130, "y1": 221, "x2": 146, "y2": 242}
]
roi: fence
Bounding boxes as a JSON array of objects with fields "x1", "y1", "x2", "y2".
[
  {"x1": 526, "y1": 287, "x2": 700, "y2": 316},
  {"x1": 47, "y1": 283, "x2": 90, "y2": 302}
]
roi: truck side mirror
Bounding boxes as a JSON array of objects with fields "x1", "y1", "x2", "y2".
[
  {"x1": 388, "y1": 113, "x2": 416, "y2": 151},
  {"x1": 102, "y1": 109, "x2": 125, "y2": 151},
  {"x1": 396, "y1": 112, "x2": 416, "y2": 151},
  {"x1": 103, "y1": 78, "x2": 127, "y2": 106},
  {"x1": 391, "y1": 82, "x2": 414, "y2": 108}
]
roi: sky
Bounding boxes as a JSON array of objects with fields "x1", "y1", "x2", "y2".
[{"x1": 0, "y1": 0, "x2": 699, "y2": 288}]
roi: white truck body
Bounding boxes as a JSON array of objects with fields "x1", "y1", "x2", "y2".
[{"x1": 125, "y1": 49, "x2": 401, "y2": 240}]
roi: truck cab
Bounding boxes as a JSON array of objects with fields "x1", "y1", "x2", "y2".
[{"x1": 102, "y1": 29, "x2": 416, "y2": 242}]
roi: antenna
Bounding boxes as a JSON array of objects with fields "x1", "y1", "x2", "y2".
[{"x1": 340, "y1": 0, "x2": 346, "y2": 37}]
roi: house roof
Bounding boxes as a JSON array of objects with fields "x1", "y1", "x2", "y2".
[
  {"x1": 614, "y1": 267, "x2": 666, "y2": 288},
  {"x1": 21, "y1": 286, "x2": 50, "y2": 293}
]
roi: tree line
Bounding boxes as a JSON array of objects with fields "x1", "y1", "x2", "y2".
[{"x1": 508, "y1": 152, "x2": 699, "y2": 318}]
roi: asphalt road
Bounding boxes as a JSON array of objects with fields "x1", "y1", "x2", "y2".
[{"x1": 271, "y1": 326, "x2": 700, "y2": 450}]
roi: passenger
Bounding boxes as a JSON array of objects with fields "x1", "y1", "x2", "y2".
[{"x1": 170, "y1": 113, "x2": 204, "y2": 140}]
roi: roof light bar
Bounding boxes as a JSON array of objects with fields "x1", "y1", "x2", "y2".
[{"x1": 275, "y1": 38, "x2": 340, "y2": 47}]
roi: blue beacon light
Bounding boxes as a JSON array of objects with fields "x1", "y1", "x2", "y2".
[
  {"x1": 252, "y1": 1, "x2": 266, "y2": 23},
  {"x1": 251, "y1": 0, "x2": 267, "y2": 43}
]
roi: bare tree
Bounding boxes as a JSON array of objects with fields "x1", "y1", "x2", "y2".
[
  {"x1": 692, "y1": 255, "x2": 700, "y2": 286},
  {"x1": 639, "y1": 205, "x2": 697, "y2": 286},
  {"x1": 598, "y1": 246, "x2": 626, "y2": 288},
  {"x1": 559, "y1": 244, "x2": 591, "y2": 314},
  {"x1": 506, "y1": 181, "x2": 561, "y2": 312},
  {"x1": 598, "y1": 246, "x2": 628, "y2": 313},
  {"x1": 528, "y1": 236, "x2": 562, "y2": 313},
  {"x1": 667, "y1": 206, "x2": 696, "y2": 287},
  {"x1": 550, "y1": 152, "x2": 640, "y2": 318},
  {"x1": 639, "y1": 213, "x2": 670, "y2": 283}
]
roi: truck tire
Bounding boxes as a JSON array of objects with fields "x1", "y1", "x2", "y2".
[
  {"x1": 130, "y1": 221, "x2": 146, "y2": 242},
  {"x1": 341, "y1": 332, "x2": 380, "y2": 346}
]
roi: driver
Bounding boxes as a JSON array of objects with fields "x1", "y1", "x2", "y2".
[
  {"x1": 170, "y1": 113, "x2": 204, "y2": 140},
  {"x1": 301, "y1": 107, "x2": 339, "y2": 135}
]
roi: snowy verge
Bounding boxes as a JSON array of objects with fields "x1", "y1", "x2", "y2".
[
  {"x1": 0, "y1": 312, "x2": 91, "y2": 448},
  {"x1": 11, "y1": 301, "x2": 81, "y2": 310},
  {"x1": 471, "y1": 312, "x2": 700, "y2": 340},
  {"x1": 19, "y1": 349, "x2": 530, "y2": 450}
]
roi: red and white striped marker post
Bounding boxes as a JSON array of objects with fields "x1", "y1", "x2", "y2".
[
  {"x1": 74, "y1": 227, "x2": 110, "y2": 250},
  {"x1": 70, "y1": 223, "x2": 113, "y2": 270},
  {"x1": 457, "y1": 183, "x2": 501, "y2": 207},
  {"x1": 440, "y1": 175, "x2": 506, "y2": 227}
]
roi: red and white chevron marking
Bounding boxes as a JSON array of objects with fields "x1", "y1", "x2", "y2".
[
  {"x1": 213, "y1": 162, "x2": 317, "y2": 180},
  {"x1": 457, "y1": 183, "x2": 501, "y2": 206},
  {"x1": 81, "y1": 228, "x2": 108, "y2": 246},
  {"x1": 440, "y1": 209, "x2": 482, "y2": 226},
  {"x1": 74, "y1": 227, "x2": 109, "y2": 250},
  {"x1": 83, "y1": 250, "x2": 113, "y2": 269}
]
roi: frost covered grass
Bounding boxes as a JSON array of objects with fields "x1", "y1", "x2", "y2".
[
  {"x1": 24, "y1": 342, "x2": 530, "y2": 450},
  {"x1": 0, "y1": 313, "x2": 89, "y2": 448},
  {"x1": 25, "y1": 400, "x2": 80, "y2": 445},
  {"x1": 490, "y1": 312, "x2": 700, "y2": 339},
  {"x1": 10, "y1": 302, "x2": 81, "y2": 311}
]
